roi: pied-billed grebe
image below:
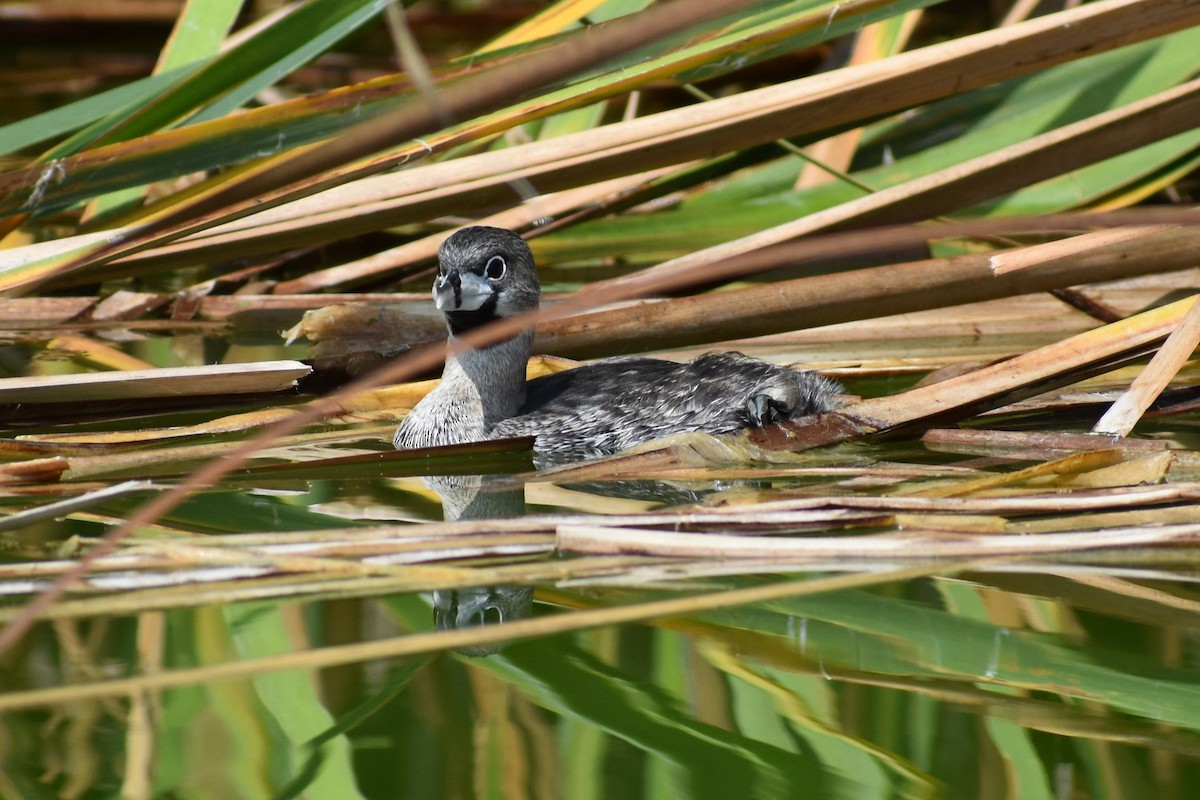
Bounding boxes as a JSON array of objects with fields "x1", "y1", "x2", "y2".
[{"x1": 393, "y1": 226, "x2": 840, "y2": 454}]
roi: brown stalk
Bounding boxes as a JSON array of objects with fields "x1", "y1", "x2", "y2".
[
  {"x1": 0, "y1": 424, "x2": 395, "y2": 482},
  {"x1": 921, "y1": 429, "x2": 1168, "y2": 460},
  {"x1": 0, "y1": 361, "x2": 310, "y2": 404},
  {"x1": 988, "y1": 226, "x2": 1178, "y2": 276},
  {"x1": 907, "y1": 450, "x2": 1127, "y2": 499},
  {"x1": 537, "y1": 224, "x2": 1200, "y2": 357}
]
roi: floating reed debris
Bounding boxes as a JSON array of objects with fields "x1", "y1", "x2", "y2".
[{"x1": 0, "y1": 360, "x2": 310, "y2": 404}]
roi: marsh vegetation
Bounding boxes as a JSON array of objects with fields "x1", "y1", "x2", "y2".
[{"x1": 2, "y1": 1, "x2": 1200, "y2": 797}]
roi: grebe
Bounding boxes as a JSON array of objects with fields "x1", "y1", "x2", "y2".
[{"x1": 393, "y1": 226, "x2": 839, "y2": 455}]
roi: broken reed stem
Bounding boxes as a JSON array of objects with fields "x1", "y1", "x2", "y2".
[
  {"x1": 1093, "y1": 294, "x2": 1200, "y2": 436},
  {"x1": 987, "y1": 225, "x2": 1177, "y2": 275}
]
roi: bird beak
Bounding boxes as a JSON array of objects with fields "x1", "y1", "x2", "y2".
[{"x1": 434, "y1": 269, "x2": 492, "y2": 311}]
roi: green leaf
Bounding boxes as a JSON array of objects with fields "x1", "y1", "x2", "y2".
[
  {"x1": 157, "y1": 0, "x2": 244, "y2": 72},
  {"x1": 735, "y1": 586, "x2": 1200, "y2": 733},
  {"x1": 486, "y1": 637, "x2": 839, "y2": 799},
  {"x1": 227, "y1": 602, "x2": 367, "y2": 799},
  {"x1": 984, "y1": 717, "x2": 1056, "y2": 800},
  {"x1": 0, "y1": 69, "x2": 195, "y2": 157},
  {"x1": 87, "y1": 0, "x2": 246, "y2": 221},
  {"x1": 7, "y1": 0, "x2": 394, "y2": 166},
  {"x1": 184, "y1": 0, "x2": 400, "y2": 127}
]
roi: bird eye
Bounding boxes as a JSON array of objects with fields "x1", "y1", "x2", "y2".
[{"x1": 485, "y1": 255, "x2": 507, "y2": 280}]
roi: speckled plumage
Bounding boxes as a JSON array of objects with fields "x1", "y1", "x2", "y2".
[
  {"x1": 493, "y1": 352, "x2": 839, "y2": 454},
  {"x1": 394, "y1": 226, "x2": 840, "y2": 455}
]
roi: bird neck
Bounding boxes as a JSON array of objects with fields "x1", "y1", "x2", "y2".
[{"x1": 441, "y1": 328, "x2": 534, "y2": 427}]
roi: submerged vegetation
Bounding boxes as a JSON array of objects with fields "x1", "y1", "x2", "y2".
[{"x1": 2, "y1": 0, "x2": 1200, "y2": 797}]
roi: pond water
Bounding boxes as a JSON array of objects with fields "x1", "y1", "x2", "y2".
[{"x1": 3, "y1": 336, "x2": 1200, "y2": 799}]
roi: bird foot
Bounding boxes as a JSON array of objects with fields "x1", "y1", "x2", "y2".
[{"x1": 747, "y1": 392, "x2": 791, "y2": 427}]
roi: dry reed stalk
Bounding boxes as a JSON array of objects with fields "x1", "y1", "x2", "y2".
[
  {"x1": 0, "y1": 297, "x2": 96, "y2": 323},
  {"x1": 0, "y1": 554, "x2": 670, "y2": 625},
  {"x1": 921, "y1": 429, "x2": 1169, "y2": 459},
  {"x1": 274, "y1": 169, "x2": 680, "y2": 293},
  {"x1": 903, "y1": 450, "x2": 1127, "y2": 499},
  {"x1": 538, "y1": 226, "x2": 1200, "y2": 356},
  {"x1": 557, "y1": 522, "x2": 1200, "y2": 560},
  {"x1": 988, "y1": 226, "x2": 1178, "y2": 275},
  {"x1": 1092, "y1": 293, "x2": 1200, "y2": 436},
  {"x1": 15, "y1": 397, "x2": 396, "y2": 445},
  {"x1": 127, "y1": 533, "x2": 553, "y2": 574},
  {"x1": 1008, "y1": 505, "x2": 1200, "y2": 534},
  {"x1": 0, "y1": 424, "x2": 393, "y2": 484},
  {"x1": 0, "y1": 294, "x2": 420, "y2": 325},
  {"x1": 1053, "y1": 451, "x2": 1175, "y2": 488},
  {"x1": 808, "y1": 484, "x2": 1200, "y2": 514},
  {"x1": 1051, "y1": 575, "x2": 1200, "y2": 618},
  {"x1": 0, "y1": 360, "x2": 310, "y2": 404},
  {"x1": 547, "y1": 470, "x2": 1200, "y2": 513},
  {"x1": 44, "y1": 335, "x2": 155, "y2": 370},
  {"x1": 0, "y1": 480, "x2": 152, "y2": 532}
]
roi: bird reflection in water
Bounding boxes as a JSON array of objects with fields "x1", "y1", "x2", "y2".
[
  {"x1": 425, "y1": 473, "x2": 533, "y2": 656},
  {"x1": 432, "y1": 585, "x2": 534, "y2": 657}
]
